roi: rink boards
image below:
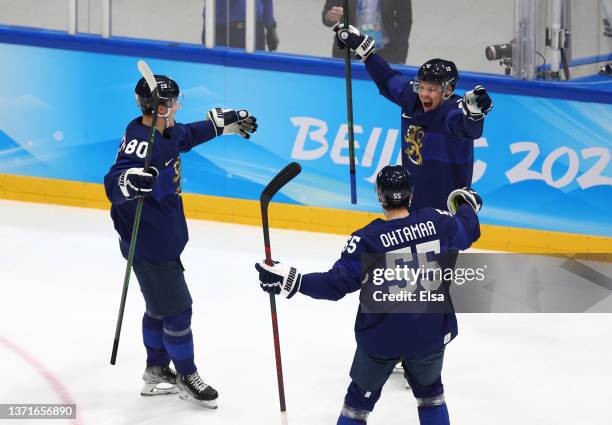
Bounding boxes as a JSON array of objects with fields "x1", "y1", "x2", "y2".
[{"x1": 0, "y1": 25, "x2": 610, "y2": 252}]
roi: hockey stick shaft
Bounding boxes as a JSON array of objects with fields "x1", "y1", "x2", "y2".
[
  {"x1": 260, "y1": 162, "x2": 302, "y2": 424},
  {"x1": 261, "y1": 198, "x2": 287, "y2": 417},
  {"x1": 343, "y1": 0, "x2": 357, "y2": 204},
  {"x1": 110, "y1": 60, "x2": 159, "y2": 365}
]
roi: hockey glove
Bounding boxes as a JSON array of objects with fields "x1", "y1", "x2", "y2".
[
  {"x1": 265, "y1": 25, "x2": 279, "y2": 51},
  {"x1": 460, "y1": 85, "x2": 493, "y2": 121},
  {"x1": 208, "y1": 108, "x2": 258, "y2": 140},
  {"x1": 118, "y1": 167, "x2": 158, "y2": 200},
  {"x1": 333, "y1": 23, "x2": 376, "y2": 62},
  {"x1": 447, "y1": 187, "x2": 483, "y2": 215},
  {"x1": 255, "y1": 261, "x2": 301, "y2": 299}
]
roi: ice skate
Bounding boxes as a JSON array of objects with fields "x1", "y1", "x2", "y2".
[
  {"x1": 177, "y1": 372, "x2": 218, "y2": 409},
  {"x1": 140, "y1": 365, "x2": 179, "y2": 396}
]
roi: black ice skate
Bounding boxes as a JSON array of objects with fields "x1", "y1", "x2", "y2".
[
  {"x1": 177, "y1": 372, "x2": 218, "y2": 408},
  {"x1": 140, "y1": 365, "x2": 179, "y2": 396}
]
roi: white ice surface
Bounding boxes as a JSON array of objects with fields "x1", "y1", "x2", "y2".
[{"x1": 0, "y1": 199, "x2": 611, "y2": 425}]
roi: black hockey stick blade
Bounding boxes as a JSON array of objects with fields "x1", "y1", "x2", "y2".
[
  {"x1": 260, "y1": 162, "x2": 301, "y2": 265},
  {"x1": 260, "y1": 162, "x2": 302, "y2": 205}
]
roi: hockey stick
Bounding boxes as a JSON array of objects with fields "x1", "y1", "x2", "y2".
[
  {"x1": 343, "y1": 0, "x2": 358, "y2": 204},
  {"x1": 260, "y1": 162, "x2": 302, "y2": 425},
  {"x1": 110, "y1": 60, "x2": 159, "y2": 365}
]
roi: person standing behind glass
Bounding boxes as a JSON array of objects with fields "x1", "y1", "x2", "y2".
[
  {"x1": 322, "y1": 0, "x2": 412, "y2": 64},
  {"x1": 202, "y1": 0, "x2": 279, "y2": 51}
]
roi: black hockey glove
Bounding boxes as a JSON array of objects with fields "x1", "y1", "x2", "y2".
[
  {"x1": 265, "y1": 25, "x2": 279, "y2": 51},
  {"x1": 460, "y1": 85, "x2": 493, "y2": 121},
  {"x1": 332, "y1": 23, "x2": 376, "y2": 62},
  {"x1": 118, "y1": 167, "x2": 158, "y2": 200},
  {"x1": 208, "y1": 108, "x2": 258, "y2": 140},
  {"x1": 447, "y1": 187, "x2": 483, "y2": 215},
  {"x1": 255, "y1": 261, "x2": 301, "y2": 299}
]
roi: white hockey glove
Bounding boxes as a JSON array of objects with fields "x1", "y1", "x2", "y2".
[
  {"x1": 255, "y1": 261, "x2": 301, "y2": 299},
  {"x1": 460, "y1": 85, "x2": 493, "y2": 121},
  {"x1": 447, "y1": 187, "x2": 483, "y2": 215},
  {"x1": 118, "y1": 167, "x2": 158, "y2": 199},
  {"x1": 333, "y1": 23, "x2": 376, "y2": 62},
  {"x1": 208, "y1": 108, "x2": 258, "y2": 140}
]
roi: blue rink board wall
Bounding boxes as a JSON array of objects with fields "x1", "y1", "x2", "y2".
[{"x1": 0, "y1": 27, "x2": 611, "y2": 238}]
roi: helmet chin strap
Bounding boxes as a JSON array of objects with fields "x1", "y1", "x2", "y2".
[
  {"x1": 154, "y1": 102, "x2": 174, "y2": 128},
  {"x1": 155, "y1": 98, "x2": 178, "y2": 128},
  {"x1": 157, "y1": 109, "x2": 170, "y2": 128}
]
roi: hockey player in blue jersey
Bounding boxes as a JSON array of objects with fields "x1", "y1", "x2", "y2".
[
  {"x1": 255, "y1": 165, "x2": 482, "y2": 425},
  {"x1": 333, "y1": 23, "x2": 492, "y2": 211},
  {"x1": 104, "y1": 75, "x2": 257, "y2": 408},
  {"x1": 333, "y1": 22, "x2": 492, "y2": 379}
]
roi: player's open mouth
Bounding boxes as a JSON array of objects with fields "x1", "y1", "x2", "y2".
[{"x1": 423, "y1": 100, "x2": 433, "y2": 109}]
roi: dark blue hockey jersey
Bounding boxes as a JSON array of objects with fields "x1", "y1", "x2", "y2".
[
  {"x1": 104, "y1": 118, "x2": 217, "y2": 261},
  {"x1": 300, "y1": 205, "x2": 480, "y2": 357},
  {"x1": 366, "y1": 54, "x2": 484, "y2": 210}
]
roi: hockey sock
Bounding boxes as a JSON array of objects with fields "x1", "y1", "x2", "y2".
[
  {"x1": 142, "y1": 313, "x2": 170, "y2": 367},
  {"x1": 162, "y1": 308, "x2": 197, "y2": 375},
  {"x1": 417, "y1": 404, "x2": 450, "y2": 425},
  {"x1": 336, "y1": 415, "x2": 367, "y2": 425},
  {"x1": 336, "y1": 401, "x2": 370, "y2": 425}
]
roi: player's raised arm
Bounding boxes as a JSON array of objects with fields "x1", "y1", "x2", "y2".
[
  {"x1": 206, "y1": 108, "x2": 258, "y2": 140},
  {"x1": 171, "y1": 108, "x2": 258, "y2": 153},
  {"x1": 333, "y1": 24, "x2": 414, "y2": 107},
  {"x1": 445, "y1": 85, "x2": 493, "y2": 139},
  {"x1": 436, "y1": 187, "x2": 483, "y2": 251},
  {"x1": 134, "y1": 76, "x2": 257, "y2": 153}
]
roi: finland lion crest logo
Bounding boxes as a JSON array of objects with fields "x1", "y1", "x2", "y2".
[{"x1": 404, "y1": 125, "x2": 425, "y2": 165}]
